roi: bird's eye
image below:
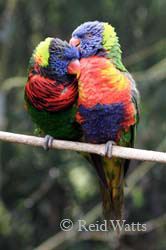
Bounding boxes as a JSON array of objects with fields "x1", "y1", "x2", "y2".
[
  {"x1": 84, "y1": 33, "x2": 93, "y2": 39},
  {"x1": 58, "y1": 55, "x2": 64, "y2": 60}
]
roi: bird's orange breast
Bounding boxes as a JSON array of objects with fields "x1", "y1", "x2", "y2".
[{"x1": 77, "y1": 56, "x2": 136, "y2": 133}]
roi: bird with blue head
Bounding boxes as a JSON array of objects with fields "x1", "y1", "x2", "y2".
[
  {"x1": 25, "y1": 37, "x2": 82, "y2": 150},
  {"x1": 70, "y1": 21, "x2": 140, "y2": 223}
]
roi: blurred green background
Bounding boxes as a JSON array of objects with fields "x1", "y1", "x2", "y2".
[{"x1": 0, "y1": 0, "x2": 165, "y2": 249}]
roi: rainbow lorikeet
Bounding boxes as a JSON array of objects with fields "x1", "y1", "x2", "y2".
[
  {"x1": 70, "y1": 21, "x2": 140, "y2": 221},
  {"x1": 24, "y1": 37, "x2": 82, "y2": 149}
]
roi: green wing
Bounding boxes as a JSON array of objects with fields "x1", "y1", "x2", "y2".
[{"x1": 119, "y1": 72, "x2": 140, "y2": 176}]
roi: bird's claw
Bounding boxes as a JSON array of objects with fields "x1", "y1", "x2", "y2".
[
  {"x1": 43, "y1": 135, "x2": 54, "y2": 151},
  {"x1": 105, "y1": 140, "x2": 116, "y2": 158}
]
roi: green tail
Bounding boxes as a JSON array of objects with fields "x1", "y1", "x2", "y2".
[
  {"x1": 91, "y1": 155, "x2": 125, "y2": 222},
  {"x1": 103, "y1": 157, "x2": 125, "y2": 221}
]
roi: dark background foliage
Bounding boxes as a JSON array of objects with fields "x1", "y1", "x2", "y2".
[{"x1": 0, "y1": 0, "x2": 165, "y2": 249}]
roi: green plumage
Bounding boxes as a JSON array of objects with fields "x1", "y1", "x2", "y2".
[
  {"x1": 70, "y1": 21, "x2": 140, "y2": 223},
  {"x1": 25, "y1": 95, "x2": 81, "y2": 140},
  {"x1": 24, "y1": 37, "x2": 82, "y2": 142}
]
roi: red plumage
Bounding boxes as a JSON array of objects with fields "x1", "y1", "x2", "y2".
[
  {"x1": 77, "y1": 56, "x2": 136, "y2": 134},
  {"x1": 25, "y1": 73, "x2": 77, "y2": 112}
]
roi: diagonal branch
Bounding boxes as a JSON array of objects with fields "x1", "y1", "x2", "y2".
[{"x1": 0, "y1": 131, "x2": 166, "y2": 163}]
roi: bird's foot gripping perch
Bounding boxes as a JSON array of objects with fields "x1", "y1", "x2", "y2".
[
  {"x1": 43, "y1": 135, "x2": 54, "y2": 151},
  {"x1": 105, "y1": 141, "x2": 116, "y2": 158}
]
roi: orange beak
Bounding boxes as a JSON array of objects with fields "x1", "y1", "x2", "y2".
[
  {"x1": 69, "y1": 37, "x2": 80, "y2": 48},
  {"x1": 67, "y1": 59, "x2": 80, "y2": 78}
]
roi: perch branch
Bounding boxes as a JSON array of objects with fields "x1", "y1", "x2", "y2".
[
  {"x1": 0, "y1": 131, "x2": 166, "y2": 163},
  {"x1": 32, "y1": 137, "x2": 166, "y2": 250}
]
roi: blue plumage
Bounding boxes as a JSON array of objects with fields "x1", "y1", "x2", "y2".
[
  {"x1": 49, "y1": 39, "x2": 80, "y2": 78},
  {"x1": 72, "y1": 21, "x2": 103, "y2": 57},
  {"x1": 32, "y1": 38, "x2": 80, "y2": 81},
  {"x1": 79, "y1": 103, "x2": 125, "y2": 143}
]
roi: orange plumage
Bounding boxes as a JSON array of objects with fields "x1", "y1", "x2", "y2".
[{"x1": 77, "y1": 56, "x2": 136, "y2": 135}]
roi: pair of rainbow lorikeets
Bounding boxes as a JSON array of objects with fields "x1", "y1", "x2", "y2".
[{"x1": 25, "y1": 21, "x2": 140, "y2": 222}]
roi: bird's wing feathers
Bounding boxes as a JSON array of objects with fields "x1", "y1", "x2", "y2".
[{"x1": 119, "y1": 71, "x2": 140, "y2": 176}]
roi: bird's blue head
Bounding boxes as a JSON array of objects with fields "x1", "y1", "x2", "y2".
[
  {"x1": 49, "y1": 38, "x2": 80, "y2": 78},
  {"x1": 32, "y1": 37, "x2": 80, "y2": 79},
  {"x1": 70, "y1": 21, "x2": 121, "y2": 61},
  {"x1": 70, "y1": 21, "x2": 104, "y2": 58}
]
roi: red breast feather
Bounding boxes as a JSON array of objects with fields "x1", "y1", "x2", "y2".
[
  {"x1": 77, "y1": 56, "x2": 136, "y2": 133},
  {"x1": 25, "y1": 73, "x2": 77, "y2": 112}
]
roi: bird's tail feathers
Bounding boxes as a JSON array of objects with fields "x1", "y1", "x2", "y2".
[{"x1": 101, "y1": 157, "x2": 124, "y2": 226}]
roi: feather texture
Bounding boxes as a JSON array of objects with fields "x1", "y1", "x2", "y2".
[
  {"x1": 70, "y1": 21, "x2": 140, "y2": 222},
  {"x1": 25, "y1": 37, "x2": 82, "y2": 140}
]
